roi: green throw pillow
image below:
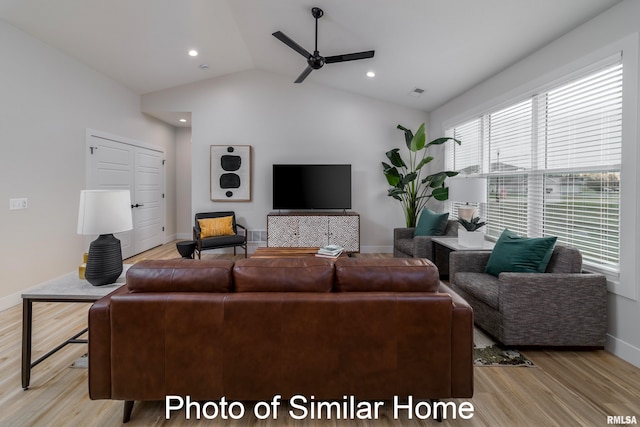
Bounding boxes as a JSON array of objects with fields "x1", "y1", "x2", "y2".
[
  {"x1": 485, "y1": 229, "x2": 557, "y2": 277},
  {"x1": 414, "y1": 209, "x2": 449, "y2": 237}
]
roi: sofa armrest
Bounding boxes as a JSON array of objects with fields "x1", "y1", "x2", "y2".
[
  {"x1": 413, "y1": 235, "x2": 436, "y2": 259},
  {"x1": 88, "y1": 285, "x2": 130, "y2": 399},
  {"x1": 439, "y1": 283, "x2": 473, "y2": 397},
  {"x1": 499, "y1": 272, "x2": 608, "y2": 346},
  {"x1": 450, "y1": 251, "x2": 492, "y2": 283},
  {"x1": 394, "y1": 227, "x2": 415, "y2": 240}
]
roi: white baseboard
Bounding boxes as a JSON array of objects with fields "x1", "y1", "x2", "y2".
[
  {"x1": 0, "y1": 292, "x2": 22, "y2": 312},
  {"x1": 0, "y1": 279, "x2": 49, "y2": 313},
  {"x1": 606, "y1": 333, "x2": 640, "y2": 369}
]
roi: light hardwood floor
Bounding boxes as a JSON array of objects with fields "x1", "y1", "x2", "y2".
[{"x1": 1, "y1": 242, "x2": 639, "y2": 426}]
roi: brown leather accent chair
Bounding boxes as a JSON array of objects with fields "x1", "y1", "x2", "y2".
[{"x1": 89, "y1": 257, "x2": 474, "y2": 423}]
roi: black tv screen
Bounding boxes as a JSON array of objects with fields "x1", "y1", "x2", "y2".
[{"x1": 273, "y1": 164, "x2": 352, "y2": 210}]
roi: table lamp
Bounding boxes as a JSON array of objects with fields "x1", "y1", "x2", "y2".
[
  {"x1": 77, "y1": 190, "x2": 133, "y2": 286},
  {"x1": 447, "y1": 177, "x2": 487, "y2": 220}
]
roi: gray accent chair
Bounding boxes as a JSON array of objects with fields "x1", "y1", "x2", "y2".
[
  {"x1": 393, "y1": 220, "x2": 458, "y2": 260},
  {"x1": 449, "y1": 245, "x2": 607, "y2": 347}
]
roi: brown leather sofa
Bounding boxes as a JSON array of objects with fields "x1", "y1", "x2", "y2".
[{"x1": 89, "y1": 257, "x2": 473, "y2": 422}]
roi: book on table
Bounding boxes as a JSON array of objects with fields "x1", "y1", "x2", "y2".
[{"x1": 316, "y1": 245, "x2": 344, "y2": 258}]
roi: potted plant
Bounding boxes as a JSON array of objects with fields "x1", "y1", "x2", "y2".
[
  {"x1": 457, "y1": 216, "x2": 487, "y2": 247},
  {"x1": 382, "y1": 123, "x2": 460, "y2": 227}
]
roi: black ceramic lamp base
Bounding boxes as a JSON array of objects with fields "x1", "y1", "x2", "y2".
[{"x1": 85, "y1": 234, "x2": 123, "y2": 286}]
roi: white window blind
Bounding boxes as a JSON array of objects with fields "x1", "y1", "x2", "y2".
[
  {"x1": 445, "y1": 59, "x2": 622, "y2": 274},
  {"x1": 445, "y1": 119, "x2": 483, "y2": 222},
  {"x1": 538, "y1": 63, "x2": 622, "y2": 272},
  {"x1": 446, "y1": 118, "x2": 482, "y2": 174},
  {"x1": 486, "y1": 100, "x2": 533, "y2": 238}
]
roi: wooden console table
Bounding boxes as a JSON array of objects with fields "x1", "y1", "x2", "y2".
[{"x1": 252, "y1": 247, "x2": 348, "y2": 258}]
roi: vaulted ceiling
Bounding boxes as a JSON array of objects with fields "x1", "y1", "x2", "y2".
[{"x1": 0, "y1": 0, "x2": 621, "y2": 119}]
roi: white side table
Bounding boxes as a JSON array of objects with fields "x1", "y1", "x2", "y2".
[{"x1": 431, "y1": 237, "x2": 495, "y2": 278}]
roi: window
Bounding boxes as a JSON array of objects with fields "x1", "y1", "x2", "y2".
[{"x1": 445, "y1": 59, "x2": 622, "y2": 275}]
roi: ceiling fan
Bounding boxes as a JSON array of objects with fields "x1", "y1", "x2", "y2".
[{"x1": 272, "y1": 7, "x2": 375, "y2": 83}]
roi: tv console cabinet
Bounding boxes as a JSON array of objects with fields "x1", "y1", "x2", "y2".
[{"x1": 267, "y1": 212, "x2": 360, "y2": 253}]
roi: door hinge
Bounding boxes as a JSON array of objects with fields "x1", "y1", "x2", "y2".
[
  {"x1": 162, "y1": 159, "x2": 166, "y2": 165},
  {"x1": 162, "y1": 226, "x2": 165, "y2": 232},
  {"x1": 162, "y1": 193, "x2": 165, "y2": 199},
  {"x1": 89, "y1": 146, "x2": 98, "y2": 154}
]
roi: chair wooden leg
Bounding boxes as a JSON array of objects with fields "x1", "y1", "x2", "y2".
[{"x1": 123, "y1": 400, "x2": 134, "y2": 423}]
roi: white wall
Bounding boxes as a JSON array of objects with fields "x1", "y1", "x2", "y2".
[
  {"x1": 0, "y1": 19, "x2": 177, "y2": 308},
  {"x1": 176, "y1": 127, "x2": 193, "y2": 238},
  {"x1": 142, "y1": 69, "x2": 428, "y2": 252},
  {"x1": 428, "y1": 0, "x2": 640, "y2": 368}
]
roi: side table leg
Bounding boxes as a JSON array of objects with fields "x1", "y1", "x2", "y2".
[{"x1": 22, "y1": 298, "x2": 33, "y2": 390}]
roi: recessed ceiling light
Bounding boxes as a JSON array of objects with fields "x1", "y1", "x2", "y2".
[
  {"x1": 366, "y1": 71, "x2": 376, "y2": 78},
  {"x1": 179, "y1": 119, "x2": 187, "y2": 123},
  {"x1": 188, "y1": 50, "x2": 198, "y2": 57}
]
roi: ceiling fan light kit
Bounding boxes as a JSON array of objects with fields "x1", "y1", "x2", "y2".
[{"x1": 272, "y1": 7, "x2": 375, "y2": 83}]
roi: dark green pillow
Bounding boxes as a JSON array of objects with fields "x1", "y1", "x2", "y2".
[
  {"x1": 414, "y1": 209, "x2": 449, "y2": 237},
  {"x1": 485, "y1": 229, "x2": 557, "y2": 277}
]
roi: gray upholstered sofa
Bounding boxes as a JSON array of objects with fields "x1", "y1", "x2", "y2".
[
  {"x1": 449, "y1": 245, "x2": 607, "y2": 347},
  {"x1": 394, "y1": 220, "x2": 458, "y2": 260}
]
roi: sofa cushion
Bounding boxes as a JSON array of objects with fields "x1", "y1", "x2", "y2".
[
  {"x1": 233, "y1": 257, "x2": 335, "y2": 292},
  {"x1": 334, "y1": 258, "x2": 440, "y2": 292},
  {"x1": 485, "y1": 229, "x2": 557, "y2": 277},
  {"x1": 414, "y1": 209, "x2": 449, "y2": 237},
  {"x1": 126, "y1": 259, "x2": 234, "y2": 293},
  {"x1": 454, "y1": 272, "x2": 500, "y2": 310}
]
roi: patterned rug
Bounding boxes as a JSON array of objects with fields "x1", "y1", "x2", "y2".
[
  {"x1": 474, "y1": 328, "x2": 535, "y2": 367},
  {"x1": 70, "y1": 353, "x2": 88, "y2": 368}
]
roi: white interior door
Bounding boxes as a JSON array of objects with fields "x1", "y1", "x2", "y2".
[
  {"x1": 133, "y1": 147, "x2": 164, "y2": 254},
  {"x1": 87, "y1": 132, "x2": 164, "y2": 259},
  {"x1": 88, "y1": 135, "x2": 135, "y2": 258}
]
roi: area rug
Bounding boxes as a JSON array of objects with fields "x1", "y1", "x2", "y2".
[
  {"x1": 473, "y1": 328, "x2": 535, "y2": 367},
  {"x1": 70, "y1": 353, "x2": 88, "y2": 369}
]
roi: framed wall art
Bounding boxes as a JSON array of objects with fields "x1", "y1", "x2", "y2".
[{"x1": 210, "y1": 145, "x2": 252, "y2": 201}]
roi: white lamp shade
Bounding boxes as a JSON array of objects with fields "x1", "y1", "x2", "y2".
[
  {"x1": 77, "y1": 190, "x2": 133, "y2": 235},
  {"x1": 447, "y1": 177, "x2": 487, "y2": 203}
]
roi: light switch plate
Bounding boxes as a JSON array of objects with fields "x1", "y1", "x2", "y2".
[{"x1": 9, "y1": 198, "x2": 28, "y2": 210}]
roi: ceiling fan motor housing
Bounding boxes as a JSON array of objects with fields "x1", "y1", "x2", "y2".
[{"x1": 309, "y1": 54, "x2": 325, "y2": 69}]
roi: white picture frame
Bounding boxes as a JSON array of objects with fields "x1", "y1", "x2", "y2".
[{"x1": 210, "y1": 145, "x2": 251, "y2": 201}]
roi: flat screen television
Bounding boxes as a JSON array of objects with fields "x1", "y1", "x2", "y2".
[{"x1": 273, "y1": 164, "x2": 352, "y2": 210}]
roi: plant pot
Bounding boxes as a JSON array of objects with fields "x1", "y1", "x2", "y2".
[{"x1": 458, "y1": 229, "x2": 485, "y2": 248}]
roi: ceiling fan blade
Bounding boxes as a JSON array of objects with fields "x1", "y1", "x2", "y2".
[
  {"x1": 272, "y1": 31, "x2": 311, "y2": 59},
  {"x1": 325, "y1": 50, "x2": 375, "y2": 64},
  {"x1": 294, "y1": 66, "x2": 314, "y2": 83}
]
